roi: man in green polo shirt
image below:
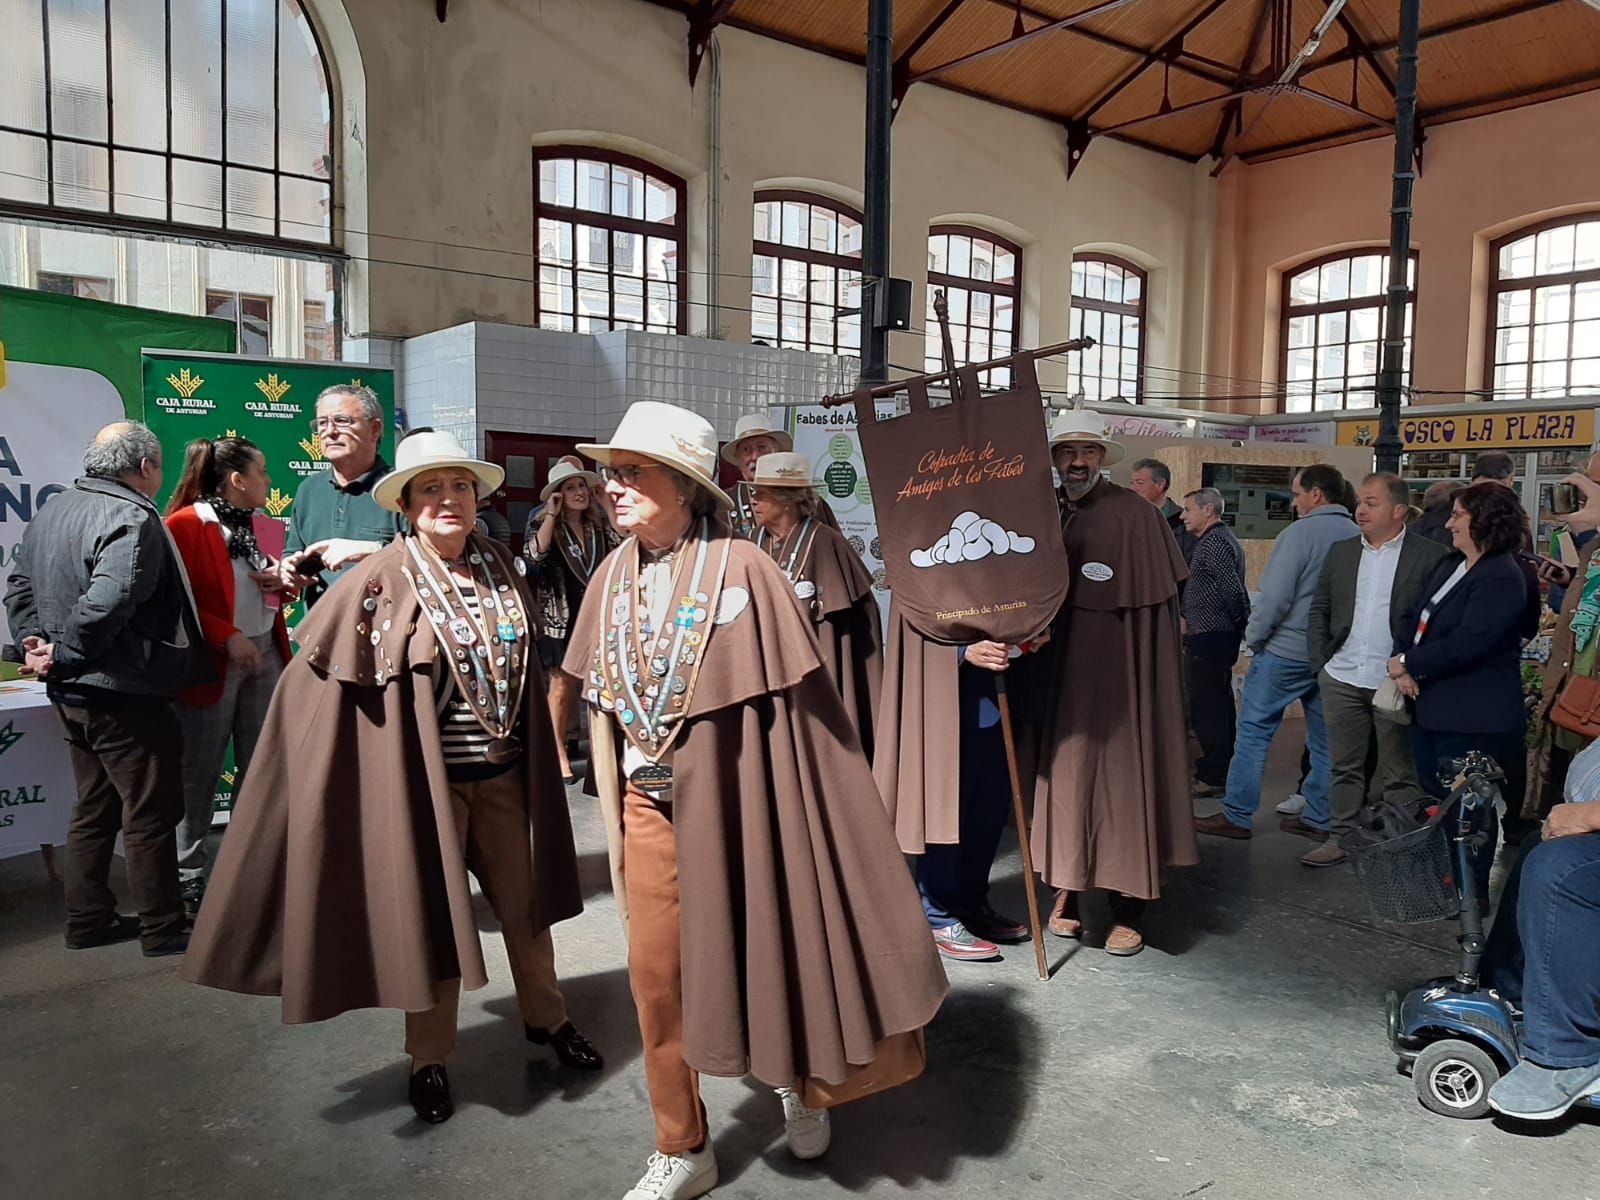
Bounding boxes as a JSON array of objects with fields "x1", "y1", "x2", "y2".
[{"x1": 280, "y1": 384, "x2": 404, "y2": 605}]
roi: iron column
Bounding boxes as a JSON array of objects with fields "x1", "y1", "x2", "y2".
[
  {"x1": 1375, "y1": 0, "x2": 1421, "y2": 474},
  {"x1": 862, "y1": 0, "x2": 894, "y2": 383}
]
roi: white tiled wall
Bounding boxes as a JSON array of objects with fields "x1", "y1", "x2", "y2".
[{"x1": 396, "y1": 323, "x2": 861, "y2": 450}]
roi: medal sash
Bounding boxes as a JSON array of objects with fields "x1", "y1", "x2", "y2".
[
  {"x1": 586, "y1": 518, "x2": 732, "y2": 771},
  {"x1": 754, "y1": 518, "x2": 822, "y2": 616},
  {"x1": 404, "y1": 535, "x2": 531, "y2": 760},
  {"x1": 555, "y1": 520, "x2": 606, "y2": 585}
]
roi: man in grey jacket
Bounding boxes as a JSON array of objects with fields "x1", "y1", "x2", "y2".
[
  {"x1": 1195, "y1": 463, "x2": 1358, "y2": 840},
  {"x1": 5, "y1": 422, "x2": 207, "y2": 956}
]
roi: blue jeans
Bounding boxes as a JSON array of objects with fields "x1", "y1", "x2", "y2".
[
  {"x1": 1221, "y1": 650, "x2": 1330, "y2": 831},
  {"x1": 1482, "y1": 833, "x2": 1600, "y2": 1068},
  {"x1": 918, "y1": 664, "x2": 1012, "y2": 928}
]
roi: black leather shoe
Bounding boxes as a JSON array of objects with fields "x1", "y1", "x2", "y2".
[
  {"x1": 65, "y1": 914, "x2": 141, "y2": 950},
  {"x1": 526, "y1": 1021, "x2": 603, "y2": 1071},
  {"x1": 181, "y1": 877, "x2": 206, "y2": 921},
  {"x1": 142, "y1": 932, "x2": 190, "y2": 958},
  {"x1": 409, "y1": 1064, "x2": 453, "y2": 1124}
]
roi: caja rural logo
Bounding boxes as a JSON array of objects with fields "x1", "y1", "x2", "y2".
[{"x1": 156, "y1": 368, "x2": 217, "y2": 415}]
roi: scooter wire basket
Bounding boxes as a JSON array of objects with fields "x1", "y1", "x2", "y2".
[{"x1": 1347, "y1": 819, "x2": 1459, "y2": 924}]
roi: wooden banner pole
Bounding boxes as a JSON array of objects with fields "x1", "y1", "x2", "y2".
[
  {"x1": 995, "y1": 673, "x2": 1049, "y2": 981},
  {"x1": 818, "y1": 335, "x2": 1095, "y2": 408}
]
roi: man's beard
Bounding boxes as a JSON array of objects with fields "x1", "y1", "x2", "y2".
[{"x1": 1063, "y1": 475, "x2": 1096, "y2": 500}]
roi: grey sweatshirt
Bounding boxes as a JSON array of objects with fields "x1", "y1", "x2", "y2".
[{"x1": 1244, "y1": 504, "x2": 1360, "y2": 662}]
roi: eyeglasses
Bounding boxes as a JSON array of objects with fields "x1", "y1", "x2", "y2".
[
  {"x1": 597, "y1": 463, "x2": 662, "y2": 488},
  {"x1": 310, "y1": 414, "x2": 364, "y2": 433}
]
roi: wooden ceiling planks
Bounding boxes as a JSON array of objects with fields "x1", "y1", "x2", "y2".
[{"x1": 645, "y1": 0, "x2": 1600, "y2": 162}]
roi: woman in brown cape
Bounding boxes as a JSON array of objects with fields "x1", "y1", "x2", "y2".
[
  {"x1": 528, "y1": 458, "x2": 619, "y2": 782},
  {"x1": 184, "y1": 430, "x2": 601, "y2": 1126},
  {"x1": 747, "y1": 450, "x2": 883, "y2": 758},
  {"x1": 564, "y1": 401, "x2": 946, "y2": 1200}
]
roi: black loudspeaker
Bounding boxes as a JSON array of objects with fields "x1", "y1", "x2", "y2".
[{"x1": 873, "y1": 278, "x2": 913, "y2": 331}]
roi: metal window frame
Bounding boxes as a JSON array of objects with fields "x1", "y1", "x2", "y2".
[
  {"x1": 926, "y1": 222, "x2": 1023, "y2": 382},
  {"x1": 532, "y1": 144, "x2": 688, "y2": 336},
  {"x1": 1485, "y1": 214, "x2": 1600, "y2": 402},
  {"x1": 1070, "y1": 251, "x2": 1147, "y2": 403},
  {"x1": 750, "y1": 188, "x2": 863, "y2": 356},
  {"x1": 1279, "y1": 247, "x2": 1419, "y2": 414},
  {"x1": 2, "y1": 0, "x2": 337, "y2": 251}
]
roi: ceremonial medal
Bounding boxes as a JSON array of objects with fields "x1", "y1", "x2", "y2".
[
  {"x1": 497, "y1": 618, "x2": 517, "y2": 642},
  {"x1": 794, "y1": 580, "x2": 816, "y2": 600},
  {"x1": 448, "y1": 617, "x2": 477, "y2": 646}
]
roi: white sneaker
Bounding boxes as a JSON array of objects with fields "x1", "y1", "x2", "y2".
[
  {"x1": 776, "y1": 1086, "x2": 832, "y2": 1160},
  {"x1": 622, "y1": 1145, "x2": 718, "y2": 1200},
  {"x1": 1275, "y1": 792, "x2": 1307, "y2": 816}
]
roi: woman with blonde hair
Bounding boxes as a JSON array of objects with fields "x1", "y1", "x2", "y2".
[{"x1": 528, "y1": 459, "x2": 618, "y2": 782}]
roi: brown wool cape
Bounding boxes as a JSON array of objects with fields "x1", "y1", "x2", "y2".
[
  {"x1": 183, "y1": 534, "x2": 582, "y2": 1023},
  {"x1": 564, "y1": 532, "x2": 947, "y2": 1089},
  {"x1": 1030, "y1": 479, "x2": 1199, "y2": 899},
  {"x1": 784, "y1": 522, "x2": 884, "y2": 761},
  {"x1": 872, "y1": 599, "x2": 961, "y2": 854}
]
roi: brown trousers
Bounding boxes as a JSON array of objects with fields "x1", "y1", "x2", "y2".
[
  {"x1": 404, "y1": 768, "x2": 568, "y2": 1065},
  {"x1": 624, "y1": 783, "x2": 709, "y2": 1155},
  {"x1": 56, "y1": 698, "x2": 188, "y2": 950}
]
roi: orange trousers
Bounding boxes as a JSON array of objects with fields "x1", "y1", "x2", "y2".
[{"x1": 624, "y1": 783, "x2": 709, "y2": 1155}]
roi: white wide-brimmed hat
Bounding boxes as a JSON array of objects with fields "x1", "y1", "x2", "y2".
[
  {"x1": 751, "y1": 452, "x2": 815, "y2": 489},
  {"x1": 540, "y1": 459, "x2": 601, "y2": 502},
  {"x1": 374, "y1": 430, "x2": 504, "y2": 512},
  {"x1": 1048, "y1": 407, "x2": 1126, "y2": 466},
  {"x1": 719, "y1": 413, "x2": 793, "y2": 465},
  {"x1": 578, "y1": 401, "x2": 733, "y2": 509}
]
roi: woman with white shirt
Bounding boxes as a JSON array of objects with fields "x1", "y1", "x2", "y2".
[{"x1": 164, "y1": 437, "x2": 292, "y2": 917}]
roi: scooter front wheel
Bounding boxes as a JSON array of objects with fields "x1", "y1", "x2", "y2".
[{"x1": 1413, "y1": 1039, "x2": 1501, "y2": 1119}]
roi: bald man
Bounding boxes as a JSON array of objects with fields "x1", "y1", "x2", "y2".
[{"x1": 5, "y1": 421, "x2": 208, "y2": 957}]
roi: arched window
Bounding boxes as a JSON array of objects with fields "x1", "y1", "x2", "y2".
[
  {"x1": 1069, "y1": 254, "x2": 1145, "y2": 403},
  {"x1": 534, "y1": 146, "x2": 686, "y2": 335},
  {"x1": 925, "y1": 225, "x2": 1020, "y2": 387},
  {"x1": 1488, "y1": 216, "x2": 1600, "y2": 401},
  {"x1": 0, "y1": 0, "x2": 334, "y2": 247},
  {"x1": 751, "y1": 191, "x2": 862, "y2": 356},
  {"x1": 1281, "y1": 249, "x2": 1416, "y2": 413}
]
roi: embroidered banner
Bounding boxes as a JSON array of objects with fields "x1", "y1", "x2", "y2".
[{"x1": 853, "y1": 357, "x2": 1067, "y2": 645}]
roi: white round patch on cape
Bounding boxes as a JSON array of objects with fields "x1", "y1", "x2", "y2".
[
  {"x1": 1081, "y1": 561, "x2": 1115, "y2": 582},
  {"x1": 715, "y1": 586, "x2": 750, "y2": 625}
]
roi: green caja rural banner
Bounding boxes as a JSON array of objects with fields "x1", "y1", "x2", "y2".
[{"x1": 141, "y1": 350, "x2": 396, "y2": 813}]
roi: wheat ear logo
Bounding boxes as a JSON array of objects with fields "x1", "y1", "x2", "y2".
[
  {"x1": 255, "y1": 373, "x2": 291, "y2": 404},
  {"x1": 264, "y1": 487, "x2": 294, "y2": 517},
  {"x1": 0, "y1": 721, "x2": 24, "y2": 756},
  {"x1": 298, "y1": 432, "x2": 324, "y2": 461},
  {"x1": 167, "y1": 368, "x2": 205, "y2": 398}
]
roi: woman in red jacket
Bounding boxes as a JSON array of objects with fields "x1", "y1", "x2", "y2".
[{"x1": 165, "y1": 437, "x2": 292, "y2": 917}]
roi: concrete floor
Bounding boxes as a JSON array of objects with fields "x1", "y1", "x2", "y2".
[{"x1": 3, "y1": 724, "x2": 1594, "y2": 1200}]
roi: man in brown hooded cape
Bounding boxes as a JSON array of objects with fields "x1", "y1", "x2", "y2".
[{"x1": 1030, "y1": 413, "x2": 1197, "y2": 957}]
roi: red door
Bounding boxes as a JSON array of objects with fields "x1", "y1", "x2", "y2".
[{"x1": 483, "y1": 431, "x2": 588, "y2": 551}]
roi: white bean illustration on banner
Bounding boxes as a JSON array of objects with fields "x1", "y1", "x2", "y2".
[{"x1": 908, "y1": 510, "x2": 1037, "y2": 568}]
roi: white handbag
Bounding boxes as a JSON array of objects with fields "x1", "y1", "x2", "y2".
[{"x1": 1373, "y1": 677, "x2": 1411, "y2": 724}]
